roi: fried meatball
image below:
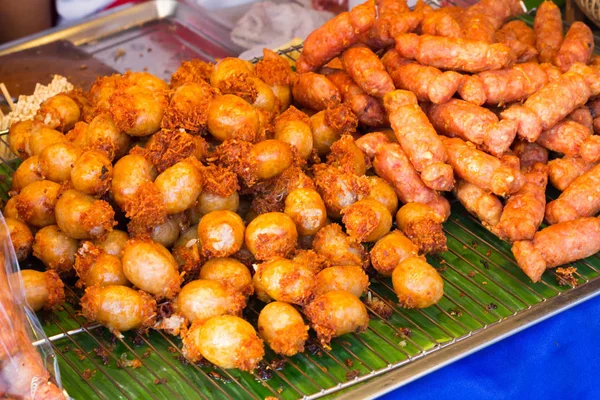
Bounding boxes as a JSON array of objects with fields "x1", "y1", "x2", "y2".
[
  {"x1": 253, "y1": 258, "x2": 315, "y2": 305},
  {"x1": 314, "y1": 265, "x2": 369, "y2": 297},
  {"x1": 19, "y1": 269, "x2": 65, "y2": 312},
  {"x1": 109, "y1": 86, "x2": 166, "y2": 136},
  {"x1": 208, "y1": 94, "x2": 259, "y2": 142},
  {"x1": 122, "y1": 71, "x2": 169, "y2": 92},
  {"x1": 36, "y1": 93, "x2": 81, "y2": 132},
  {"x1": 74, "y1": 242, "x2": 129, "y2": 288},
  {"x1": 197, "y1": 210, "x2": 245, "y2": 258},
  {"x1": 310, "y1": 110, "x2": 341, "y2": 156},
  {"x1": 154, "y1": 160, "x2": 203, "y2": 214},
  {"x1": 313, "y1": 164, "x2": 370, "y2": 219},
  {"x1": 5, "y1": 217, "x2": 33, "y2": 262},
  {"x1": 197, "y1": 191, "x2": 239, "y2": 215},
  {"x1": 342, "y1": 199, "x2": 392, "y2": 242},
  {"x1": 274, "y1": 119, "x2": 313, "y2": 160},
  {"x1": 176, "y1": 279, "x2": 246, "y2": 324},
  {"x1": 92, "y1": 229, "x2": 129, "y2": 258},
  {"x1": 8, "y1": 120, "x2": 34, "y2": 159},
  {"x1": 392, "y1": 256, "x2": 444, "y2": 308},
  {"x1": 396, "y1": 202, "x2": 447, "y2": 254},
  {"x1": 313, "y1": 223, "x2": 367, "y2": 267},
  {"x1": 71, "y1": 150, "x2": 113, "y2": 196},
  {"x1": 258, "y1": 301, "x2": 309, "y2": 356},
  {"x1": 16, "y1": 180, "x2": 61, "y2": 227},
  {"x1": 38, "y1": 142, "x2": 82, "y2": 183},
  {"x1": 245, "y1": 212, "x2": 298, "y2": 260},
  {"x1": 250, "y1": 140, "x2": 294, "y2": 180},
  {"x1": 86, "y1": 113, "x2": 131, "y2": 160},
  {"x1": 173, "y1": 225, "x2": 202, "y2": 279},
  {"x1": 150, "y1": 214, "x2": 184, "y2": 248},
  {"x1": 32, "y1": 225, "x2": 78, "y2": 274},
  {"x1": 366, "y1": 176, "x2": 399, "y2": 215},
  {"x1": 111, "y1": 154, "x2": 158, "y2": 208},
  {"x1": 250, "y1": 77, "x2": 279, "y2": 112},
  {"x1": 210, "y1": 58, "x2": 254, "y2": 87},
  {"x1": 3, "y1": 197, "x2": 21, "y2": 221},
  {"x1": 11, "y1": 156, "x2": 42, "y2": 194},
  {"x1": 284, "y1": 188, "x2": 328, "y2": 236},
  {"x1": 28, "y1": 125, "x2": 66, "y2": 156},
  {"x1": 304, "y1": 290, "x2": 369, "y2": 345},
  {"x1": 199, "y1": 257, "x2": 253, "y2": 296},
  {"x1": 370, "y1": 230, "x2": 419, "y2": 277},
  {"x1": 162, "y1": 81, "x2": 215, "y2": 133},
  {"x1": 81, "y1": 285, "x2": 157, "y2": 333},
  {"x1": 122, "y1": 239, "x2": 182, "y2": 299},
  {"x1": 182, "y1": 315, "x2": 264, "y2": 370},
  {"x1": 55, "y1": 189, "x2": 115, "y2": 240}
]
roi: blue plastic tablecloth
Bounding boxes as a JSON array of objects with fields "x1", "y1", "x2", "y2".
[{"x1": 381, "y1": 295, "x2": 600, "y2": 400}]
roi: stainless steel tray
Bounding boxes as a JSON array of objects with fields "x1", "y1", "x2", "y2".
[{"x1": 0, "y1": 2, "x2": 599, "y2": 399}]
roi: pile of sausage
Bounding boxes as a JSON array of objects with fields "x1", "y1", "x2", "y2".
[{"x1": 3, "y1": 0, "x2": 600, "y2": 377}]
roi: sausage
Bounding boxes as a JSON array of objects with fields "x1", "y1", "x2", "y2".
[
  {"x1": 548, "y1": 157, "x2": 597, "y2": 191},
  {"x1": 554, "y1": 22, "x2": 594, "y2": 72},
  {"x1": 296, "y1": 0, "x2": 376, "y2": 72},
  {"x1": 341, "y1": 45, "x2": 395, "y2": 98},
  {"x1": 428, "y1": 99, "x2": 517, "y2": 157},
  {"x1": 453, "y1": 179, "x2": 503, "y2": 227},
  {"x1": 292, "y1": 73, "x2": 341, "y2": 111},
  {"x1": 360, "y1": 0, "x2": 420, "y2": 49},
  {"x1": 495, "y1": 20, "x2": 538, "y2": 62},
  {"x1": 395, "y1": 33, "x2": 514, "y2": 73},
  {"x1": 383, "y1": 90, "x2": 453, "y2": 191},
  {"x1": 512, "y1": 140, "x2": 549, "y2": 170},
  {"x1": 512, "y1": 217, "x2": 600, "y2": 282},
  {"x1": 534, "y1": 1, "x2": 564, "y2": 63},
  {"x1": 442, "y1": 136, "x2": 524, "y2": 197},
  {"x1": 382, "y1": 48, "x2": 463, "y2": 104},
  {"x1": 475, "y1": 62, "x2": 548, "y2": 105},
  {"x1": 545, "y1": 163, "x2": 600, "y2": 224}
]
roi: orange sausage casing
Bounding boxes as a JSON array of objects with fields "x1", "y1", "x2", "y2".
[
  {"x1": 512, "y1": 140, "x2": 549, "y2": 170},
  {"x1": 536, "y1": 120, "x2": 592, "y2": 157},
  {"x1": 325, "y1": 69, "x2": 386, "y2": 127},
  {"x1": 495, "y1": 20, "x2": 538, "y2": 62},
  {"x1": 464, "y1": 0, "x2": 523, "y2": 30},
  {"x1": 421, "y1": 8, "x2": 462, "y2": 38},
  {"x1": 512, "y1": 217, "x2": 600, "y2": 282},
  {"x1": 442, "y1": 136, "x2": 524, "y2": 197},
  {"x1": 534, "y1": 1, "x2": 564, "y2": 63},
  {"x1": 548, "y1": 157, "x2": 597, "y2": 191},
  {"x1": 373, "y1": 142, "x2": 450, "y2": 221},
  {"x1": 428, "y1": 99, "x2": 517, "y2": 157},
  {"x1": 395, "y1": 33, "x2": 514, "y2": 73},
  {"x1": 383, "y1": 90, "x2": 454, "y2": 191},
  {"x1": 292, "y1": 73, "x2": 341, "y2": 111},
  {"x1": 296, "y1": 0, "x2": 376, "y2": 73},
  {"x1": 382, "y1": 48, "x2": 463, "y2": 104},
  {"x1": 494, "y1": 163, "x2": 548, "y2": 242},
  {"x1": 554, "y1": 22, "x2": 594, "y2": 73},
  {"x1": 355, "y1": 132, "x2": 391, "y2": 160},
  {"x1": 473, "y1": 63, "x2": 548, "y2": 105},
  {"x1": 361, "y1": 0, "x2": 420, "y2": 49},
  {"x1": 341, "y1": 45, "x2": 395, "y2": 98},
  {"x1": 453, "y1": 179, "x2": 503, "y2": 227},
  {"x1": 545, "y1": 163, "x2": 600, "y2": 224},
  {"x1": 500, "y1": 68, "x2": 591, "y2": 142}
]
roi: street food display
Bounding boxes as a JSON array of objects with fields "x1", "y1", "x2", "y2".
[{"x1": 3, "y1": 0, "x2": 600, "y2": 383}]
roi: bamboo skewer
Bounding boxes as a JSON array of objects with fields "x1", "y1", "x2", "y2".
[{"x1": 0, "y1": 83, "x2": 15, "y2": 112}]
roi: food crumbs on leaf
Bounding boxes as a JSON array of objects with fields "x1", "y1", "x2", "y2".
[
  {"x1": 471, "y1": 240, "x2": 478, "y2": 247},
  {"x1": 448, "y1": 308, "x2": 463, "y2": 317},
  {"x1": 93, "y1": 347, "x2": 111, "y2": 365},
  {"x1": 486, "y1": 303, "x2": 498, "y2": 311},
  {"x1": 74, "y1": 348, "x2": 86, "y2": 361},
  {"x1": 132, "y1": 335, "x2": 144, "y2": 346},
  {"x1": 82, "y1": 369, "x2": 94, "y2": 380},
  {"x1": 463, "y1": 245, "x2": 468, "y2": 249},
  {"x1": 459, "y1": 292, "x2": 465, "y2": 297},
  {"x1": 142, "y1": 349, "x2": 152, "y2": 359},
  {"x1": 345, "y1": 358, "x2": 354, "y2": 368},
  {"x1": 399, "y1": 340, "x2": 407, "y2": 347},
  {"x1": 486, "y1": 250, "x2": 492, "y2": 257},
  {"x1": 346, "y1": 370, "x2": 360, "y2": 380},
  {"x1": 62, "y1": 345, "x2": 71, "y2": 354},
  {"x1": 556, "y1": 266, "x2": 578, "y2": 286},
  {"x1": 154, "y1": 378, "x2": 168, "y2": 385},
  {"x1": 468, "y1": 271, "x2": 476, "y2": 278},
  {"x1": 168, "y1": 346, "x2": 177, "y2": 353},
  {"x1": 365, "y1": 296, "x2": 393, "y2": 319},
  {"x1": 482, "y1": 281, "x2": 488, "y2": 285}
]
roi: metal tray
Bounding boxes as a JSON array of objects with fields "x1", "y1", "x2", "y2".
[{"x1": 1, "y1": 2, "x2": 600, "y2": 399}]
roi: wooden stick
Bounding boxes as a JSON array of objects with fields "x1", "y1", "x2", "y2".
[{"x1": 0, "y1": 83, "x2": 15, "y2": 111}]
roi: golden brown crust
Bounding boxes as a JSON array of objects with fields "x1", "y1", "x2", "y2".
[
  {"x1": 73, "y1": 241, "x2": 103, "y2": 288},
  {"x1": 170, "y1": 59, "x2": 214, "y2": 88},
  {"x1": 256, "y1": 49, "x2": 292, "y2": 86},
  {"x1": 161, "y1": 82, "x2": 216, "y2": 133},
  {"x1": 292, "y1": 249, "x2": 331, "y2": 274},
  {"x1": 213, "y1": 140, "x2": 259, "y2": 189},
  {"x1": 327, "y1": 134, "x2": 367, "y2": 175},
  {"x1": 323, "y1": 104, "x2": 358, "y2": 137},
  {"x1": 42, "y1": 270, "x2": 65, "y2": 311},
  {"x1": 201, "y1": 164, "x2": 240, "y2": 197},
  {"x1": 79, "y1": 199, "x2": 116, "y2": 240},
  {"x1": 124, "y1": 182, "x2": 168, "y2": 236}
]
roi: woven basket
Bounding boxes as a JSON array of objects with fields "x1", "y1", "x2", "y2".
[{"x1": 575, "y1": 0, "x2": 600, "y2": 28}]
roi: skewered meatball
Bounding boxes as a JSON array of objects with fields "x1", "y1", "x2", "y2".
[
  {"x1": 366, "y1": 176, "x2": 399, "y2": 215},
  {"x1": 392, "y1": 257, "x2": 444, "y2": 308},
  {"x1": 81, "y1": 285, "x2": 157, "y2": 333},
  {"x1": 109, "y1": 85, "x2": 166, "y2": 137},
  {"x1": 54, "y1": 189, "x2": 115, "y2": 239},
  {"x1": 32, "y1": 225, "x2": 78, "y2": 275},
  {"x1": 314, "y1": 265, "x2": 369, "y2": 297},
  {"x1": 304, "y1": 290, "x2": 369, "y2": 345},
  {"x1": 74, "y1": 242, "x2": 129, "y2": 288},
  {"x1": 199, "y1": 257, "x2": 253, "y2": 296},
  {"x1": 175, "y1": 279, "x2": 246, "y2": 324},
  {"x1": 182, "y1": 315, "x2": 264, "y2": 370},
  {"x1": 86, "y1": 113, "x2": 131, "y2": 160},
  {"x1": 16, "y1": 180, "x2": 61, "y2": 228},
  {"x1": 245, "y1": 212, "x2": 298, "y2": 260},
  {"x1": 36, "y1": 93, "x2": 81, "y2": 132},
  {"x1": 5, "y1": 217, "x2": 33, "y2": 262},
  {"x1": 198, "y1": 210, "x2": 245, "y2": 258},
  {"x1": 121, "y1": 239, "x2": 182, "y2": 299},
  {"x1": 8, "y1": 120, "x2": 34, "y2": 159},
  {"x1": 258, "y1": 301, "x2": 309, "y2": 356},
  {"x1": 28, "y1": 125, "x2": 66, "y2": 156},
  {"x1": 313, "y1": 223, "x2": 367, "y2": 267},
  {"x1": 18, "y1": 269, "x2": 65, "y2": 312},
  {"x1": 370, "y1": 230, "x2": 419, "y2": 276},
  {"x1": 253, "y1": 258, "x2": 315, "y2": 305},
  {"x1": 208, "y1": 94, "x2": 260, "y2": 142}
]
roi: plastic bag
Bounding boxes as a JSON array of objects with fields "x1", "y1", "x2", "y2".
[{"x1": 0, "y1": 213, "x2": 66, "y2": 400}]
